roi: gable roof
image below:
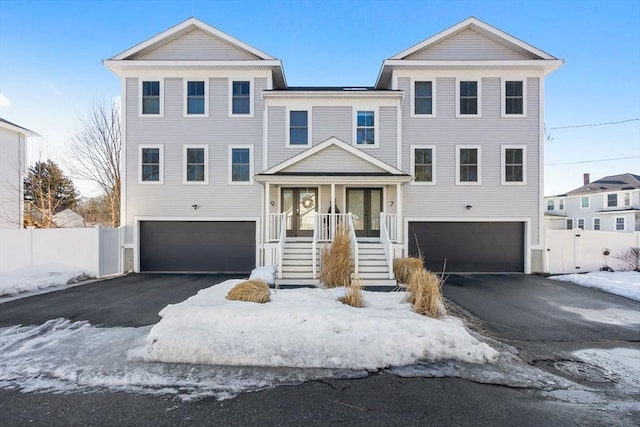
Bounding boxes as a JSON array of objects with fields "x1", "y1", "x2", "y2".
[
  {"x1": 257, "y1": 137, "x2": 410, "y2": 179},
  {"x1": 376, "y1": 16, "x2": 563, "y2": 88},
  {"x1": 104, "y1": 17, "x2": 287, "y2": 88},
  {"x1": 564, "y1": 173, "x2": 640, "y2": 196},
  {"x1": 0, "y1": 117, "x2": 39, "y2": 137}
]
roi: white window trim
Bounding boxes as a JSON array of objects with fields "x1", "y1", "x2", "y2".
[
  {"x1": 500, "y1": 78, "x2": 527, "y2": 118},
  {"x1": 455, "y1": 78, "x2": 482, "y2": 118},
  {"x1": 580, "y1": 196, "x2": 590, "y2": 209},
  {"x1": 353, "y1": 107, "x2": 379, "y2": 148},
  {"x1": 500, "y1": 144, "x2": 527, "y2": 185},
  {"x1": 138, "y1": 144, "x2": 164, "y2": 184},
  {"x1": 410, "y1": 78, "x2": 436, "y2": 118},
  {"x1": 138, "y1": 79, "x2": 164, "y2": 117},
  {"x1": 558, "y1": 198, "x2": 565, "y2": 211},
  {"x1": 410, "y1": 145, "x2": 436, "y2": 185},
  {"x1": 547, "y1": 200, "x2": 555, "y2": 211},
  {"x1": 228, "y1": 78, "x2": 254, "y2": 117},
  {"x1": 228, "y1": 145, "x2": 254, "y2": 185},
  {"x1": 615, "y1": 216, "x2": 625, "y2": 231},
  {"x1": 183, "y1": 79, "x2": 209, "y2": 117},
  {"x1": 623, "y1": 192, "x2": 631, "y2": 206},
  {"x1": 577, "y1": 218, "x2": 585, "y2": 230},
  {"x1": 592, "y1": 217, "x2": 600, "y2": 230},
  {"x1": 605, "y1": 192, "x2": 618, "y2": 208},
  {"x1": 455, "y1": 144, "x2": 481, "y2": 185},
  {"x1": 286, "y1": 107, "x2": 312, "y2": 147},
  {"x1": 183, "y1": 144, "x2": 209, "y2": 185},
  {"x1": 566, "y1": 218, "x2": 574, "y2": 230}
]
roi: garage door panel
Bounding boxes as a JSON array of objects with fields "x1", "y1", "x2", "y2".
[
  {"x1": 140, "y1": 221, "x2": 255, "y2": 273},
  {"x1": 408, "y1": 222, "x2": 524, "y2": 273}
]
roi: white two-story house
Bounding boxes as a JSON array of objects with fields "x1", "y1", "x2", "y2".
[
  {"x1": 545, "y1": 173, "x2": 640, "y2": 232},
  {"x1": 105, "y1": 16, "x2": 562, "y2": 283}
]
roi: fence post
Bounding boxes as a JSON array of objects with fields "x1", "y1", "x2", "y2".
[{"x1": 95, "y1": 225, "x2": 102, "y2": 278}]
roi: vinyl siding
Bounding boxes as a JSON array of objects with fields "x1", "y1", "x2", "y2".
[
  {"x1": 124, "y1": 77, "x2": 266, "y2": 243},
  {"x1": 281, "y1": 145, "x2": 388, "y2": 174},
  {"x1": 312, "y1": 106, "x2": 352, "y2": 145},
  {"x1": 135, "y1": 29, "x2": 260, "y2": 60},
  {"x1": 266, "y1": 106, "x2": 292, "y2": 169},
  {"x1": 406, "y1": 29, "x2": 531, "y2": 60},
  {"x1": 399, "y1": 76, "x2": 541, "y2": 245},
  {"x1": 0, "y1": 127, "x2": 25, "y2": 228}
]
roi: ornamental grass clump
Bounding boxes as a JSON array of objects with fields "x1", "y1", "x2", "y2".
[
  {"x1": 320, "y1": 223, "x2": 353, "y2": 288},
  {"x1": 407, "y1": 268, "x2": 446, "y2": 318},
  {"x1": 393, "y1": 256, "x2": 424, "y2": 284},
  {"x1": 225, "y1": 279, "x2": 271, "y2": 304},
  {"x1": 339, "y1": 276, "x2": 365, "y2": 308}
]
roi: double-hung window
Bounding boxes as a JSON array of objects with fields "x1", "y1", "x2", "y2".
[
  {"x1": 607, "y1": 193, "x2": 618, "y2": 207},
  {"x1": 185, "y1": 80, "x2": 207, "y2": 116},
  {"x1": 559, "y1": 199, "x2": 565, "y2": 211},
  {"x1": 577, "y1": 218, "x2": 585, "y2": 230},
  {"x1": 139, "y1": 145, "x2": 163, "y2": 184},
  {"x1": 231, "y1": 81, "x2": 251, "y2": 115},
  {"x1": 504, "y1": 80, "x2": 524, "y2": 115},
  {"x1": 411, "y1": 146, "x2": 435, "y2": 184},
  {"x1": 184, "y1": 145, "x2": 208, "y2": 184},
  {"x1": 547, "y1": 200, "x2": 555, "y2": 211},
  {"x1": 593, "y1": 218, "x2": 600, "y2": 230},
  {"x1": 229, "y1": 146, "x2": 253, "y2": 184},
  {"x1": 356, "y1": 110, "x2": 375, "y2": 145},
  {"x1": 414, "y1": 81, "x2": 434, "y2": 115},
  {"x1": 289, "y1": 111, "x2": 309, "y2": 145},
  {"x1": 141, "y1": 80, "x2": 162, "y2": 115},
  {"x1": 566, "y1": 218, "x2": 574, "y2": 230},
  {"x1": 458, "y1": 80, "x2": 479, "y2": 116},
  {"x1": 456, "y1": 146, "x2": 480, "y2": 184},
  {"x1": 502, "y1": 146, "x2": 525, "y2": 184},
  {"x1": 581, "y1": 196, "x2": 589, "y2": 208},
  {"x1": 615, "y1": 217, "x2": 625, "y2": 231}
]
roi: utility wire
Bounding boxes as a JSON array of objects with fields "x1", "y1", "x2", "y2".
[
  {"x1": 545, "y1": 155, "x2": 640, "y2": 166},
  {"x1": 549, "y1": 118, "x2": 639, "y2": 130}
]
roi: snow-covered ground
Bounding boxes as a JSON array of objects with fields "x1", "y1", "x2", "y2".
[
  {"x1": 0, "y1": 263, "x2": 91, "y2": 298},
  {"x1": 550, "y1": 271, "x2": 640, "y2": 302}
]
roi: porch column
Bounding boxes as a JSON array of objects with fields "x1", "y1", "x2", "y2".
[
  {"x1": 331, "y1": 183, "x2": 336, "y2": 239},
  {"x1": 265, "y1": 182, "x2": 271, "y2": 242},
  {"x1": 397, "y1": 183, "x2": 403, "y2": 247}
]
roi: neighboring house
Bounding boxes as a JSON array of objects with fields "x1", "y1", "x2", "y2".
[
  {"x1": 105, "y1": 16, "x2": 562, "y2": 282},
  {"x1": 545, "y1": 173, "x2": 640, "y2": 232},
  {"x1": 0, "y1": 117, "x2": 38, "y2": 229}
]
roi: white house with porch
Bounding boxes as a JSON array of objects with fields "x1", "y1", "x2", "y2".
[{"x1": 105, "y1": 16, "x2": 562, "y2": 285}]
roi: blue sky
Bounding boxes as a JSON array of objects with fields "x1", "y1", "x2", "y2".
[{"x1": 1, "y1": 0, "x2": 638, "y2": 196}]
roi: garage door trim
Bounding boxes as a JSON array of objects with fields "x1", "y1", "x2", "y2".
[
  {"x1": 133, "y1": 216, "x2": 260, "y2": 273},
  {"x1": 404, "y1": 217, "x2": 531, "y2": 274}
]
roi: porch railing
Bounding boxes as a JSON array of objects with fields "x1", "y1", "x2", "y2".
[
  {"x1": 316, "y1": 213, "x2": 351, "y2": 242},
  {"x1": 382, "y1": 213, "x2": 398, "y2": 242},
  {"x1": 276, "y1": 213, "x2": 287, "y2": 279},
  {"x1": 347, "y1": 213, "x2": 359, "y2": 278},
  {"x1": 379, "y1": 213, "x2": 395, "y2": 279}
]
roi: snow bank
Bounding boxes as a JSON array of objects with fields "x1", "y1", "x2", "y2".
[
  {"x1": 0, "y1": 263, "x2": 91, "y2": 297},
  {"x1": 249, "y1": 265, "x2": 276, "y2": 285},
  {"x1": 550, "y1": 271, "x2": 640, "y2": 302},
  {"x1": 145, "y1": 280, "x2": 498, "y2": 370}
]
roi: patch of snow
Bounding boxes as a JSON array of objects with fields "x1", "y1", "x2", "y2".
[
  {"x1": 559, "y1": 306, "x2": 640, "y2": 326},
  {"x1": 144, "y1": 280, "x2": 499, "y2": 370},
  {"x1": 0, "y1": 263, "x2": 91, "y2": 297},
  {"x1": 249, "y1": 265, "x2": 276, "y2": 285},
  {"x1": 550, "y1": 271, "x2": 640, "y2": 302}
]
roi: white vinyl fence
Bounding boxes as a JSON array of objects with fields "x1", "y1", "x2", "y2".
[
  {"x1": 0, "y1": 226, "x2": 123, "y2": 278},
  {"x1": 545, "y1": 229, "x2": 640, "y2": 274}
]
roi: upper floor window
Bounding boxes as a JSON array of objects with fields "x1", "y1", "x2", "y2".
[
  {"x1": 615, "y1": 217, "x2": 625, "y2": 231},
  {"x1": 559, "y1": 198, "x2": 565, "y2": 210},
  {"x1": 502, "y1": 146, "x2": 525, "y2": 184},
  {"x1": 504, "y1": 81, "x2": 524, "y2": 115},
  {"x1": 184, "y1": 145, "x2": 208, "y2": 184},
  {"x1": 139, "y1": 145, "x2": 163, "y2": 184},
  {"x1": 623, "y1": 192, "x2": 631, "y2": 206},
  {"x1": 581, "y1": 196, "x2": 589, "y2": 208},
  {"x1": 593, "y1": 218, "x2": 600, "y2": 230},
  {"x1": 456, "y1": 146, "x2": 480, "y2": 184},
  {"x1": 141, "y1": 80, "x2": 162, "y2": 116},
  {"x1": 547, "y1": 200, "x2": 554, "y2": 211},
  {"x1": 231, "y1": 81, "x2": 251, "y2": 115},
  {"x1": 229, "y1": 146, "x2": 253, "y2": 184},
  {"x1": 289, "y1": 111, "x2": 309, "y2": 145},
  {"x1": 457, "y1": 80, "x2": 479, "y2": 116},
  {"x1": 185, "y1": 80, "x2": 207, "y2": 116},
  {"x1": 607, "y1": 193, "x2": 618, "y2": 207},
  {"x1": 356, "y1": 111, "x2": 375, "y2": 145},
  {"x1": 414, "y1": 81, "x2": 433, "y2": 115},
  {"x1": 411, "y1": 146, "x2": 435, "y2": 184}
]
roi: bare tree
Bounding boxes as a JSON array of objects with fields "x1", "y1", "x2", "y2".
[{"x1": 68, "y1": 102, "x2": 121, "y2": 227}]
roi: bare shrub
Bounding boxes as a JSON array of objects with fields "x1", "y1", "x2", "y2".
[
  {"x1": 407, "y1": 269, "x2": 446, "y2": 318},
  {"x1": 339, "y1": 276, "x2": 365, "y2": 308},
  {"x1": 226, "y1": 279, "x2": 271, "y2": 303},
  {"x1": 320, "y1": 223, "x2": 353, "y2": 288},
  {"x1": 615, "y1": 248, "x2": 640, "y2": 271},
  {"x1": 393, "y1": 256, "x2": 424, "y2": 284}
]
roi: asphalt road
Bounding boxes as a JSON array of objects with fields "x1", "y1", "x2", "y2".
[{"x1": 1, "y1": 273, "x2": 639, "y2": 426}]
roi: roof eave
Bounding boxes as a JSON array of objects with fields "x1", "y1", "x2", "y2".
[{"x1": 0, "y1": 120, "x2": 39, "y2": 137}]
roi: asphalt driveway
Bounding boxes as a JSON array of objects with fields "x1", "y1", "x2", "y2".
[{"x1": 0, "y1": 273, "x2": 242, "y2": 328}]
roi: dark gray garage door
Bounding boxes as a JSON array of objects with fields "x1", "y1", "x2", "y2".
[
  {"x1": 140, "y1": 221, "x2": 256, "y2": 273},
  {"x1": 408, "y1": 222, "x2": 525, "y2": 273}
]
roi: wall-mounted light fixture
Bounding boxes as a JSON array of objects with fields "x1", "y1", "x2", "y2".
[
  {"x1": 465, "y1": 205, "x2": 472, "y2": 210},
  {"x1": 270, "y1": 201, "x2": 275, "y2": 206},
  {"x1": 192, "y1": 204, "x2": 199, "y2": 210}
]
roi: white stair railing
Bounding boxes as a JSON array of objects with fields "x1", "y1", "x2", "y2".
[
  {"x1": 380, "y1": 213, "x2": 395, "y2": 279},
  {"x1": 312, "y1": 213, "x2": 319, "y2": 278},
  {"x1": 347, "y1": 213, "x2": 359, "y2": 277},
  {"x1": 383, "y1": 213, "x2": 398, "y2": 242},
  {"x1": 276, "y1": 213, "x2": 287, "y2": 279}
]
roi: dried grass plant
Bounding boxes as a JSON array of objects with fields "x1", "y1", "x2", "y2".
[
  {"x1": 320, "y1": 223, "x2": 353, "y2": 288},
  {"x1": 225, "y1": 279, "x2": 271, "y2": 304},
  {"x1": 406, "y1": 269, "x2": 446, "y2": 318},
  {"x1": 339, "y1": 276, "x2": 365, "y2": 308},
  {"x1": 393, "y1": 256, "x2": 424, "y2": 284}
]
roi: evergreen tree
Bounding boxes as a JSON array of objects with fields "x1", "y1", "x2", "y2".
[{"x1": 24, "y1": 160, "x2": 79, "y2": 227}]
